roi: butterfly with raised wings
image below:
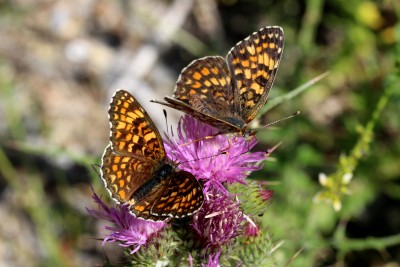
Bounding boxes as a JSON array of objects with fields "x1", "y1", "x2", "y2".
[
  {"x1": 101, "y1": 90, "x2": 204, "y2": 221},
  {"x1": 151, "y1": 26, "x2": 284, "y2": 137}
]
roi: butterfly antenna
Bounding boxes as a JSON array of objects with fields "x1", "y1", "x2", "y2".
[
  {"x1": 163, "y1": 109, "x2": 169, "y2": 136},
  {"x1": 260, "y1": 111, "x2": 300, "y2": 130},
  {"x1": 266, "y1": 141, "x2": 283, "y2": 157},
  {"x1": 91, "y1": 163, "x2": 102, "y2": 178}
]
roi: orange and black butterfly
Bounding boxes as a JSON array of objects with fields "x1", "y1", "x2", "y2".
[
  {"x1": 152, "y1": 26, "x2": 284, "y2": 137},
  {"x1": 101, "y1": 90, "x2": 204, "y2": 221}
]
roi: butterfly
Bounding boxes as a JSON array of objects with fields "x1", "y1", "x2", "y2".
[
  {"x1": 100, "y1": 90, "x2": 204, "y2": 221},
  {"x1": 151, "y1": 26, "x2": 284, "y2": 138}
]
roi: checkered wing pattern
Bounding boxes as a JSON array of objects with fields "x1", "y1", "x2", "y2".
[
  {"x1": 130, "y1": 170, "x2": 204, "y2": 219},
  {"x1": 101, "y1": 90, "x2": 204, "y2": 221},
  {"x1": 159, "y1": 56, "x2": 241, "y2": 131},
  {"x1": 152, "y1": 26, "x2": 284, "y2": 135},
  {"x1": 101, "y1": 145, "x2": 155, "y2": 204},
  {"x1": 151, "y1": 171, "x2": 204, "y2": 217},
  {"x1": 172, "y1": 56, "x2": 233, "y2": 104},
  {"x1": 227, "y1": 26, "x2": 284, "y2": 123},
  {"x1": 108, "y1": 90, "x2": 165, "y2": 160}
]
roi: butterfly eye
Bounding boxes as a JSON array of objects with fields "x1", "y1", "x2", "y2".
[{"x1": 243, "y1": 131, "x2": 252, "y2": 139}]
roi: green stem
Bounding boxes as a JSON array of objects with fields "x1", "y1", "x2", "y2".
[
  {"x1": 262, "y1": 71, "x2": 329, "y2": 114},
  {"x1": 335, "y1": 220, "x2": 400, "y2": 255},
  {"x1": 298, "y1": 0, "x2": 324, "y2": 52},
  {"x1": 342, "y1": 76, "x2": 396, "y2": 175}
]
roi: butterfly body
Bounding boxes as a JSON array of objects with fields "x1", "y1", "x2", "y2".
[
  {"x1": 152, "y1": 26, "x2": 284, "y2": 137},
  {"x1": 101, "y1": 90, "x2": 204, "y2": 221},
  {"x1": 129, "y1": 163, "x2": 173, "y2": 203}
]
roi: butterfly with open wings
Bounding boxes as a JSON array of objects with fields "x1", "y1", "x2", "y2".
[
  {"x1": 101, "y1": 90, "x2": 204, "y2": 221},
  {"x1": 151, "y1": 26, "x2": 284, "y2": 138}
]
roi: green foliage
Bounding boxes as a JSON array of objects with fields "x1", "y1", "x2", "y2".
[
  {"x1": 229, "y1": 181, "x2": 272, "y2": 216},
  {"x1": 127, "y1": 222, "x2": 207, "y2": 266},
  {"x1": 314, "y1": 80, "x2": 395, "y2": 211},
  {"x1": 230, "y1": 229, "x2": 278, "y2": 267},
  {"x1": 129, "y1": 227, "x2": 178, "y2": 266}
]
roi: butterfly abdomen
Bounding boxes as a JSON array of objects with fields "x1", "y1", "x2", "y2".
[
  {"x1": 131, "y1": 164, "x2": 174, "y2": 203},
  {"x1": 223, "y1": 117, "x2": 245, "y2": 127}
]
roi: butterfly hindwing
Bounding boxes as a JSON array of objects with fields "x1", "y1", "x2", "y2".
[
  {"x1": 173, "y1": 56, "x2": 233, "y2": 106},
  {"x1": 151, "y1": 171, "x2": 204, "y2": 217}
]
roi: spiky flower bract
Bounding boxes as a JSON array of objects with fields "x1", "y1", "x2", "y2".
[{"x1": 229, "y1": 181, "x2": 273, "y2": 217}]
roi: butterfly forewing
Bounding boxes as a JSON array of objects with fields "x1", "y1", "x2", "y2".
[
  {"x1": 227, "y1": 26, "x2": 284, "y2": 122},
  {"x1": 108, "y1": 90, "x2": 165, "y2": 160},
  {"x1": 101, "y1": 145, "x2": 155, "y2": 203}
]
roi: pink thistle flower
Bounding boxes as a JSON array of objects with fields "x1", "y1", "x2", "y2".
[
  {"x1": 192, "y1": 192, "x2": 244, "y2": 248},
  {"x1": 164, "y1": 115, "x2": 267, "y2": 194},
  {"x1": 202, "y1": 250, "x2": 222, "y2": 267},
  {"x1": 87, "y1": 189, "x2": 166, "y2": 254},
  {"x1": 189, "y1": 251, "x2": 222, "y2": 267}
]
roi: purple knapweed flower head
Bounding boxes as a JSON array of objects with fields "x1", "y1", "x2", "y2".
[
  {"x1": 192, "y1": 191, "x2": 244, "y2": 248},
  {"x1": 164, "y1": 115, "x2": 267, "y2": 194},
  {"x1": 87, "y1": 189, "x2": 166, "y2": 254},
  {"x1": 189, "y1": 251, "x2": 222, "y2": 267},
  {"x1": 202, "y1": 250, "x2": 222, "y2": 267}
]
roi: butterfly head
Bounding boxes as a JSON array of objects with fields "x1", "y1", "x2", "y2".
[
  {"x1": 155, "y1": 163, "x2": 174, "y2": 181},
  {"x1": 242, "y1": 128, "x2": 257, "y2": 140}
]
